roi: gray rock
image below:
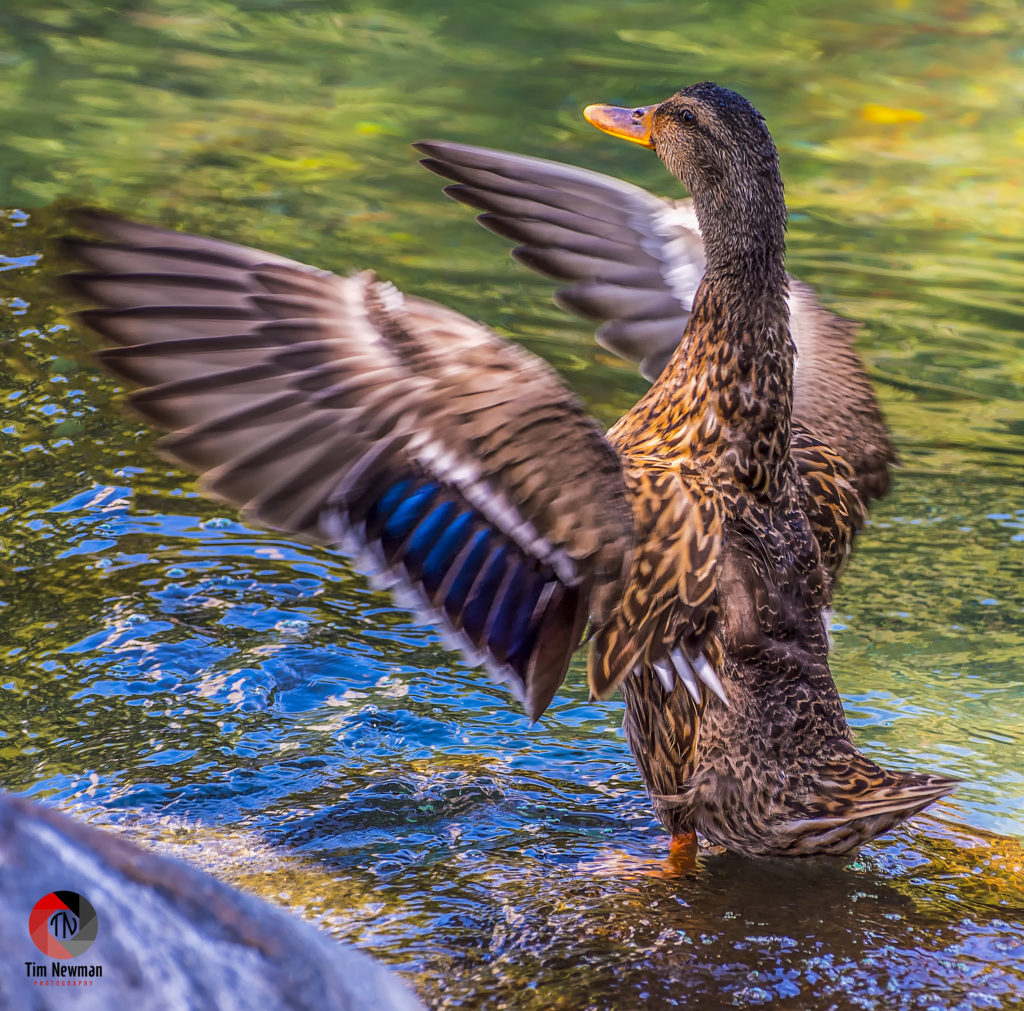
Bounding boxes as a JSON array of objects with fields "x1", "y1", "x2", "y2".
[{"x1": 0, "y1": 793, "x2": 425, "y2": 1011}]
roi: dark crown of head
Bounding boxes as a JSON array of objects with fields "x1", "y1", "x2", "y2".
[{"x1": 675, "y1": 82, "x2": 771, "y2": 141}]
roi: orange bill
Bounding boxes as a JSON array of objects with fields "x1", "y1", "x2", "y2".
[{"x1": 582, "y1": 103, "x2": 658, "y2": 148}]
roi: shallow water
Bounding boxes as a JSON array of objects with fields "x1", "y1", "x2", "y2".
[{"x1": 2, "y1": 0, "x2": 1023, "y2": 1007}]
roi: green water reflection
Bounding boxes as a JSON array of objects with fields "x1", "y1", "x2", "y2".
[{"x1": 2, "y1": 0, "x2": 1023, "y2": 1008}]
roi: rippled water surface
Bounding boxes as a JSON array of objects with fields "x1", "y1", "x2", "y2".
[{"x1": 2, "y1": 1, "x2": 1023, "y2": 1007}]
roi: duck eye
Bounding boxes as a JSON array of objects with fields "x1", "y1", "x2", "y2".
[{"x1": 681, "y1": 109, "x2": 695, "y2": 124}]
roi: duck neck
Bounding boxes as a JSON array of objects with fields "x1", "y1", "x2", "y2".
[{"x1": 644, "y1": 215, "x2": 793, "y2": 499}]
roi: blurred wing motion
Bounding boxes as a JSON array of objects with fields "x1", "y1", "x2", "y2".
[
  {"x1": 415, "y1": 141, "x2": 897, "y2": 577},
  {"x1": 62, "y1": 211, "x2": 637, "y2": 721},
  {"x1": 416, "y1": 141, "x2": 704, "y2": 385}
]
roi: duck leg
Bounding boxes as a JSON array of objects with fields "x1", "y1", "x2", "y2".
[{"x1": 666, "y1": 830, "x2": 699, "y2": 872}]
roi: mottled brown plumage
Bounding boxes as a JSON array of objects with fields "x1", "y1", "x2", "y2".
[
  {"x1": 422, "y1": 83, "x2": 952, "y2": 855},
  {"x1": 591, "y1": 84, "x2": 952, "y2": 855},
  {"x1": 62, "y1": 82, "x2": 953, "y2": 857}
]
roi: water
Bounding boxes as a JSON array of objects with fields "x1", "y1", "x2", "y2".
[{"x1": 2, "y1": 0, "x2": 1023, "y2": 1007}]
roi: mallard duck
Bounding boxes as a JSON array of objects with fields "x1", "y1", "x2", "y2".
[{"x1": 62, "y1": 81, "x2": 955, "y2": 857}]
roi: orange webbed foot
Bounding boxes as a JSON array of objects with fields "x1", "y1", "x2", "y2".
[
  {"x1": 579, "y1": 831, "x2": 703, "y2": 882},
  {"x1": 667, "y1": 830, "x2": 698, "y2": 868}
]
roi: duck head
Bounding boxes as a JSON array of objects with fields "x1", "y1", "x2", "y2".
[{"x1": 585, "y1": 82, "x2": 786, "y2": 281}]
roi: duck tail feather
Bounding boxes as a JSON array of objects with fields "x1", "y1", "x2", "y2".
[{"x1": 774, "y1": 769, "x2": 957, "y2": 855}]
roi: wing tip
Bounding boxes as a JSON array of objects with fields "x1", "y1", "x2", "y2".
[{"x1": 412, "y1": 139, "x2": 455, "y2": 157}]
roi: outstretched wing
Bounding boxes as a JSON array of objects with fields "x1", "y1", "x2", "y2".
[
  {"x1": 416, "y1": 140, "x2": 703, "y2": 386},
  {"x1": 62, "y1": 211, "x2": 636, "y2": 721},
  {"x1": 415, "y1": 141, "x2": 896, "y2": 508}
]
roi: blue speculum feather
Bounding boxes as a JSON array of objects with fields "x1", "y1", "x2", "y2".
[
  {"x1": 511, "y1": 571, "x2": 548, "y2": 651},
  {"x1": 506, "y1": 576, "x2": 553, "y2": 672},
  {"x1": 462, "y1": 545, "x2": 510, "y2": 641},
  {"x1": 405, "y1": 500, "x2": 459, "y2": 577},
  {"x1": 421, "y1": 509, "x2": 476, "y2": 594},
  {"x1": 487, "y1": 562, "x2": 533, "y2": 660},
  {"x1": 370, "y1": 477, "x2": 413, "y2": 525},
  {"x1": 378, "y1": 482, "x2": 439, "y2": 554},
  {"x1": 444, "y1": 528, "x2": 493, "y2": 616},
  {"x1": 364, "y1": 476, "x2": 550, "y2": 668}
]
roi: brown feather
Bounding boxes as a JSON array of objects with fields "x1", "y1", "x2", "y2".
[{"x1": 63, "y1": 214, "x2": 635, "y2": 723}]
